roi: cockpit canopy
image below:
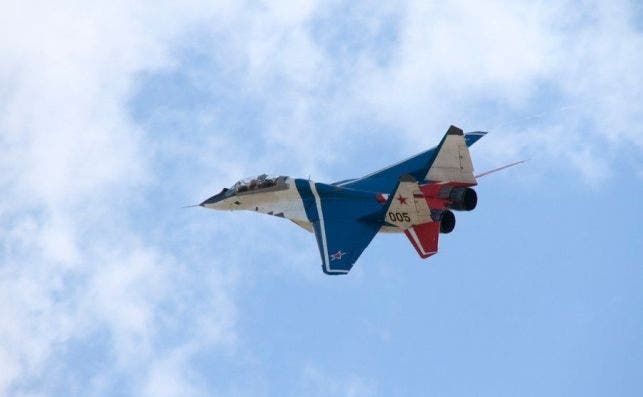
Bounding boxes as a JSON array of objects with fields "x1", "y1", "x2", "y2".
[
  {"x1": 220, "y1": 174, "x2": 286, "y2": 196},
  {"x1": 203, "y1": 174, "x2": 289, "y2": 206}
]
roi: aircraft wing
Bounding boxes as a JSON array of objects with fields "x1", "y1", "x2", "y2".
[
  {"x1": 295, "y1": 180, "x2": 383, "y2": 275},
  {"x1": 311, "y1": 218, "x2": 380, "y2": 275},
  {"x1": 335, "y1": 127, "x2": 485, "y2": 193}
]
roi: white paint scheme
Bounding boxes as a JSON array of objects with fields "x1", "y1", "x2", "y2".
[
  {"x1": 385, "y1": 179, "x2": 432, "y2": 229},
  {"x1": 199, "y1": 127, "x2": 490, "y2": 274},
  {"x1": 202, "y1": 128, "x2": 478, "y2": 239},
  {"x1": 202, "y1": 176, "x2": 436, "y2": 238},
  {"x1": 309, "y1": 180, "x2": 346, "y2": 273},
  {"x1": 425, "y1": 133, "x2": 476, "y2": 184},
  {"x1": 290, "y1": 220, "x2": 314, "y2": 233},
  {"x1": 202, "y1": 177, "x2": 309, "y2": 224}
]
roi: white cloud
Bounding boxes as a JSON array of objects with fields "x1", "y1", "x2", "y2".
[
  {"x1": 346, "y1": 0, "x2": 643, "y2": 181},
  {"x1": 0, "y1": 2, "x2": 240, "y2": 396},
  {"x1": 178, "y1": 0, "x2": 642, "y2": 183},
  {"x1": 142, "y1": 347, "x2": 205, "y2": 397},
  {"x1": 296, "y1": 364, "x2": 377, "y2": 397}
]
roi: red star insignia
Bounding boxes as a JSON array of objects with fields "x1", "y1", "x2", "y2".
[
  {"x1": 397, "y1": 195, "x2": 408, "y2": 204},
  {"x1": 330, "y1": 250, "x2": 347, "y2": 261}
]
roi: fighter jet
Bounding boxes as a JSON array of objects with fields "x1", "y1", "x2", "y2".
[{"x1": 200, "y1": 125, "x2": 522, "y2": 275}]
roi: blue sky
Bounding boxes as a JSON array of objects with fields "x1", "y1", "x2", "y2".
[{"x1": 1, "y1": 1, "x2": 642, "y2": 396}]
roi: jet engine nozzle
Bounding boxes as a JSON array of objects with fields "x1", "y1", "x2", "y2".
[
  {"x1": 442, "y1": 187, "x2": 477, "y2": 211},
  {"x1": 439, "y1": 209, "x2": 455, "y2": 234}
]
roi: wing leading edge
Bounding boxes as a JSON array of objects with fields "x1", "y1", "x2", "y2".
[{"x1": 295, "y1": 180, "x2": 383, "y2": 275}]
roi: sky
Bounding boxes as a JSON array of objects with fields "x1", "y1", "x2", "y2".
[{"x1": 1, "y1": 1, "x2": 642, "y2": 396}]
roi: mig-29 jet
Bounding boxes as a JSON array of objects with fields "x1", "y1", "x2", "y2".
[{"x1": 200, "y1": 125, "x2": 522, "y2": 275}]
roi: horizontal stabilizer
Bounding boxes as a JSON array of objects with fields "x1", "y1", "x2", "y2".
[{"x1": 405, "y1": 222, "x2": 440, "y2": 258}]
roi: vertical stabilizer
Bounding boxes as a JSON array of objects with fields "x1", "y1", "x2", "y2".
[{"x1": 425, "y1": 125, "x2": 476, "y2": 185}]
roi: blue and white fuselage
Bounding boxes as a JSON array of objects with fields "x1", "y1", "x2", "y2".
[
  {"x1": 201, "y1": 176, "x2": 399, "y2": 233},
  {"x1": 200, "y1": 126, "x2": 517, "y2": 275},
  {"x1": 202, "y1": 176, "x2": 316, "y2": 232}
]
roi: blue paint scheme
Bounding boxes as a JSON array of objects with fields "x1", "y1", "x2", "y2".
[
  {"x1": 314, "y1": 182, "x2": 384, "y2": 204},
  {"x1": 202, "y1": 129, "x2": 487, "y2": 275},
  {"x1": 310, "y1": 219, "x2": 327, "y2": 271},
  {"x1": 464, "y1": 131, "x2": 487, "y2": 146},
  {"x1": 294, "y1": 178, "x2": 319, "y2": 222},
  {"x1": 296, "y1": 181, "x2": 385, "y2": 274},
  {"x1": 314, "y1": 218, "x2": 380, "y2": 274},
  {"x1": 295, "y1": 180, "x2": 332, "y2": 270},
  {"x1": 334, "y1": 131, "x2": 486, "y2": 194},
  {"x1": 293, "y1": 130, "x2": 487, "y2": 274}
]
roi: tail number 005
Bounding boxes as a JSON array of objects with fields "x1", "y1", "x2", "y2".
[{"x1": 388, "y1": 212, "x2": 411, "y2": 222}]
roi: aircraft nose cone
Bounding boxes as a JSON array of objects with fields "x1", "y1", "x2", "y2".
[{"x1": 200, "y1": 191, "x2": 226, "y2": 207}]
